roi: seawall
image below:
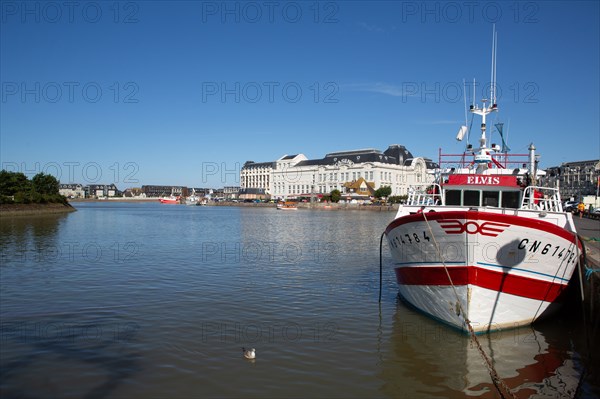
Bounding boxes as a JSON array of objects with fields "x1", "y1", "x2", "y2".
[{"x1": 573, "y1": 217, "x2": 600, "y2": 328}]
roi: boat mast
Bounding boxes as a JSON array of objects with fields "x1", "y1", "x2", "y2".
[{"x1": 468, "y1": 27, "x2": 498, "y2": 173}]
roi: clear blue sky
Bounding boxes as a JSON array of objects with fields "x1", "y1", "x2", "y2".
[{"x1": 1, "y1": 1, "x2": 599, "y2": 188}]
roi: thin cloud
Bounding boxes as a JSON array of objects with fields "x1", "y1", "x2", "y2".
[
  {"x1": 342, "y1": 82, "x2": 415, "y2": 97},
  {"x1": 420, "y1": 120, "x2": 462, "y2": 125}
]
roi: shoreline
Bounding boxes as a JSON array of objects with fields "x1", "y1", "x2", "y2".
[
  {"x1": 0, "y1": 202, "x2": 76, "y2": 217},
  {"x1": 68, "y1": 198, "x2": 157, "y2": 203},
  {"x1": 67, "y1": 198, "x2": 400, "y2": 211}
]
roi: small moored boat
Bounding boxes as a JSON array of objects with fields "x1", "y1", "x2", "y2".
[{"x1": 277, "y1": 201, "x2": 298, "y2": 210}]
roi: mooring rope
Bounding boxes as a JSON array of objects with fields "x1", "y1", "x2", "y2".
[
  {"x1": 379, "y1": 232, "x2": 384, "y2": 303},
  {"x1": 420, "y1": 211, "x2": 517, "y2": 399},
  {"x1": 422, "y1": 212, "x2": 462, "y2": 306},
  {"x1": 575, "y1": 234, "x2": 586, "y2": 302}
]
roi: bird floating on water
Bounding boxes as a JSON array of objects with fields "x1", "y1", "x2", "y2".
[{"x1": 242, "y1": 347, "x2": 256, "y2": 360}]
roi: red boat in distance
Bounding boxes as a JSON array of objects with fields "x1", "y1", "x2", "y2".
[{"x1": 159, "y1": 195, "x2": 180, "y2": 204}]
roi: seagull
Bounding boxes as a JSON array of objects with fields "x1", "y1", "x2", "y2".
[{"x1": 242, "y1": 347, "x2": 256, "y2": 360}]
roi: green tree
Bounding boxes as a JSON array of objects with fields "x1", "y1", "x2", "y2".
[
  {"x1": 330, "y1": 189, "x2": 341, "y2": 203},
  {"x1": 32, "y1": 173, "x2": 60, "y2": 195},
  {"x1": 374, "y1": 186, "x2": 392, "y2": 199},
  {"x1": 388, "y1": 195, "x2": 407, "y2": 204},
  {"x1": 0, "y1": 170, "x2": 31, "y2": 196}
]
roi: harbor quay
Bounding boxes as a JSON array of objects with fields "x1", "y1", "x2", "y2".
[{"x1": 572, "y1": 216, "x2": 600, "y2": 328}]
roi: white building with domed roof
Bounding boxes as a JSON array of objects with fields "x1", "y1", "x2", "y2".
[{"x1": 241, "y1": 144, "x2": 437, "y2": 200}]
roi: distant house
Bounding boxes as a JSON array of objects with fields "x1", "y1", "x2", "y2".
[
  {"x1": 189, "y1": 187, "x2": 212, "y2": 197},
  {"x1": 141, "y1": 185, "x2": 188, "y2": 197},
  {"x1": 123, "y1": 188, "x2": 145, "y2": 198},
  {"x1": 541, "y1": 159, "x2": 600, "y2": 201},
  {"x1": 223, "y1": 186, "x2": 240, "y2": 199},
  {"x1": 342, "y1": 177, "x2": 376, "y2": 198},
  {"x1": 212, "y1": 188, "x2": 225, "y2": 199},
  {"x1": 59, "y1": 183, "x2": 85, "y2": 198},
  {"x1": 238, "y1": 187, "x2": 269, "y2": 200},
  {"x1": 86, "y1": 184, "x2": 121, "y2": 198}
]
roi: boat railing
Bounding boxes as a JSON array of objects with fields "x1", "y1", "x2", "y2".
[
  {"x1": 520, "y1": 186, "x2": 563, "y2": 212},
  {"x1": 406, "y1": 184, "x2": 443, "y2": 206},
  {"x1": 438, "y1": 150, "x2": 531, "y2": 170}
]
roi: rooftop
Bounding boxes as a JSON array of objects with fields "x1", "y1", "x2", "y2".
[{"x1": 241, "y1": 144, "x2": 441, "y2": 170}]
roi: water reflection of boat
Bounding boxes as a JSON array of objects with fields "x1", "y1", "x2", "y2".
[
  {"x1": 379, "y1": 305, "x2": 581, "y2": 398},
  {"x1": 464, "y1": 328, "x2": 579, "y2": 398}
]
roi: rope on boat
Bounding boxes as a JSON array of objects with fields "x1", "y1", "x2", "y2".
[
  {"x1": 585, "y1": 268, "x2": 600, "y2": 280},
  {"x1": 575, "y1": 234, "x2": 586, "y2": 302},
  {"x1": 420, "y1": 212, "x2": 517, "y2": 399},
  {"x1": 379, "y1": 232, "x2": 384, "y2": 303},
  {"x1": 577, "y1": 235, "x2": 600, "y2": 279}
]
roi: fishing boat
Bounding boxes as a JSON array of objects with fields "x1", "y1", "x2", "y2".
[
  {"x1": 185, "y1": 189, "x2": 199, "y2": 206},
  {"x1": 384, "y1": 32, "x2": 580, "y2": 333},
  {"x1": 159, "y1": 195, "x2": 180, "y2": 204}
]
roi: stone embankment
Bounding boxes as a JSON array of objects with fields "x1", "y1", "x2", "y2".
[{"x1": 573, "y1": 217, "x2": 600, "y2": 327}]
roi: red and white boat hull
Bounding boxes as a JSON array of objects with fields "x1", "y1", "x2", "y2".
[
  {"x1": 159, "y1": 198, "x2": 180, "y2": 204},
  {"x1": 385, "y1": 210, "x2": 580, "y2": 333}
]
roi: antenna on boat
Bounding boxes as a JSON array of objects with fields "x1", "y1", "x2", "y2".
[
  {"x1": 506, "y1": 119, "x2": 510, "y2": 149},
  {"x1": 456, "y1": 79, "x2": 469, "y2": 142},
  {"x1": 464, "y1": 26, "x2": 499, "y2": 173},
  {"x1": 463, "y1": 79, "x2": 468, "y2": 126},
  {"x1": 472, "y1": 77, "x2": 476, "y2": 108},
  {"x1": 490, "y1": 24, "x2": 497, "y2": 106},
  {"x1": 456, "y1": 26, "x2": 500, "y2": 171}
]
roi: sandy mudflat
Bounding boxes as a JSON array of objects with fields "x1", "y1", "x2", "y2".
[{"x1": 0, "y1": 203, "x2": 76, "y2": 217}]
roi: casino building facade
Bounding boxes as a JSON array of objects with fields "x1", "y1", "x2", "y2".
[{"x1": 240, "y1": 144, "x2": 438, "y2": 200}]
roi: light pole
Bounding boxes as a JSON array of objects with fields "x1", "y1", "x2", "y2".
[{"x1": 595, "y1": 161, "x2": 600, "y2": 200}]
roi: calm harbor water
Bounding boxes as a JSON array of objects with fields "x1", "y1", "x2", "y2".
[{"x1": 1, "y1": 202, "x2": 598, "y2": 398}]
